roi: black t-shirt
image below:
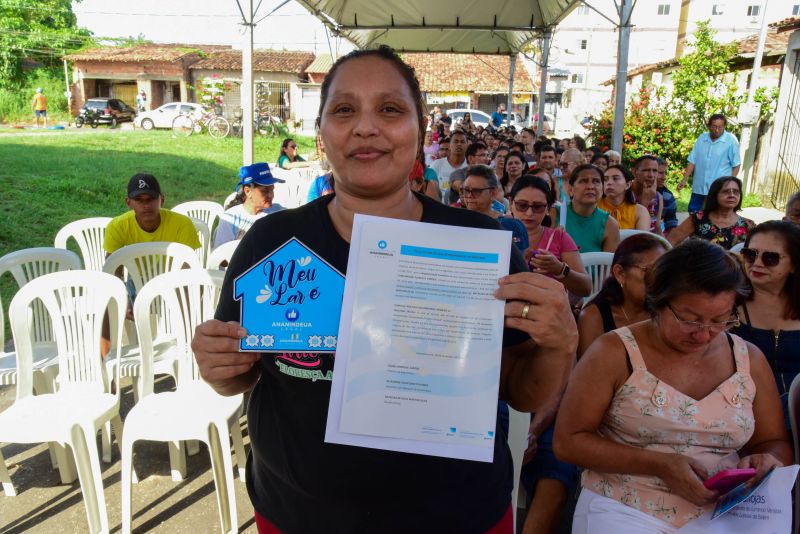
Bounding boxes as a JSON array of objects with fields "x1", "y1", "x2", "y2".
[{"x1": 216, "y1": 193, "x2": 529, "y2": 534}]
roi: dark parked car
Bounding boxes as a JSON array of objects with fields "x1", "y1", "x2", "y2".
[{"x1": 79, "y1": 98, "x2": 136, "y2": 127}]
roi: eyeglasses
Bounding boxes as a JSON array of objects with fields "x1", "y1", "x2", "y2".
[
  {"x1": 512, "y1": 201, "x2": 549, "y2": 214},
  {"x1": 720, "y1": 188, "x2": 740, "y2": 196},
  {"x1": 461, "y1": 186, "x2": 494, "y2": 197},
  {"x1": 628, "y1": 264, "x2": 653, "y2": 275},
  {"x1": 666, "y1": 305, "x2": 739, "y2": 334},
  {"x1": 740, "y1": 247, "x2": 787, "y2": 267},
  {"x1": 288, "y1": 144, "x2": 298, "y2": 149}
]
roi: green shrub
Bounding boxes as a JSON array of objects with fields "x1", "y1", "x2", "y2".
[{"x1": 0, "y1": 71, "x2": 71, "y2": 123}]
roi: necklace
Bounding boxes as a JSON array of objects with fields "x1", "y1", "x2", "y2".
[{"x1": 620, "y1": 304, "x2": 631, "y2": 324}]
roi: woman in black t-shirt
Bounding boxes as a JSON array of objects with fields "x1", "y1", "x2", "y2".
[{"x1": 193, "y1": 46, "x2": 577, "y2": 534}]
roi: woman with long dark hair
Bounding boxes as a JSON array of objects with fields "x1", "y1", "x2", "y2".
[
  {"x1": 732, "y1": 220, "x2": 800, "y2": 428},
  {"x1": 277, "y1": 137, "x2": 311, "y2": 169}
]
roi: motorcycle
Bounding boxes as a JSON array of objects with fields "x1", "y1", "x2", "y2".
[{"x1": 75, "y1": 108, "x2": 103, "y2": 129}]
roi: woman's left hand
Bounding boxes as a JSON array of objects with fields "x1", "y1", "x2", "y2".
[
  {"x1": 738, "y1": 453, "x2": 784, "y2": 487},
  {"x1": 529, "y1": 250, "x2": 562, "y2": 276}
]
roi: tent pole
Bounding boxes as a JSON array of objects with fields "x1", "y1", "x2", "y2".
[
  {"x1": 537, "y1": 30, "x2": 552, "y2": 136},
  {"x1": 507, "y1": 54, "x2": 516, "y2": 128},
  {"x1": 242, "y1": 0, "x2": 255, "y2": 166},
  {"x1": 611, "y1": 0, "x2": 633, "y2": 152}
]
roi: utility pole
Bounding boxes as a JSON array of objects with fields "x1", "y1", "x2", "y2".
[
  {"x1": 739, "y1": 0, "x2": 770, "y2": 193},
  {"x1": 241, "y1": 0, "x2": 255, "y2": 166},
  {"x1": 611, "y1": 0, "x2": 634, "y2": 152},
  {"x1": 537, "y1": 30, "x2": 552, "y2": 136}
]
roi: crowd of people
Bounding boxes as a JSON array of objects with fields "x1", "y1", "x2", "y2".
[{"x1": 191, "y1": 46, "x2": 800, "y2": 534}]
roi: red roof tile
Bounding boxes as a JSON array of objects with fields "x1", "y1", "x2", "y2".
[
  {"x1": 770, "y1": 17, "x2": 800, "y2": 32},
  {"x1": 66, "y1": 44, "x2": 229, "y2": 63},
  {"x1": 402, "y1": 53, "x2": 534, "y2": 93},
  {"x1": 189, "y1": 50, "x2": 315, "y2": 74}
]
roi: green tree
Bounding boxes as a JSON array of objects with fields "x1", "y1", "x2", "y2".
[{"x1": 0, "y1": 0, "x2": 93, "y2": 88}]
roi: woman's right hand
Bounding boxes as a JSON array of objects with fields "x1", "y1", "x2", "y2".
[
  {"x1": 192, "y1": 320, "x2": 261, "y2": 395},
  {"x1": 657, "y1": 454, "x2": 719, "y2": 506}
]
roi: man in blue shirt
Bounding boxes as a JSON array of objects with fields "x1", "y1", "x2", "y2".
[
  {"x1": 678, "y1": 114, "x2": 741, "y2": 213},
  {"x1": 491, "y1": 103, "x2": 505, "y2": 129}
]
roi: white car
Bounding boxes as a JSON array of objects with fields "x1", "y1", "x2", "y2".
[
  {"x1": 445, "y1": 108, "x2": 493, "y2": 129},
  {"x1": 134, "y1": 102, "x2": 205, "y2": 130}
]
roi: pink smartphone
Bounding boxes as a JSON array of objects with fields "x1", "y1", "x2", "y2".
[{"x1": 703, "y1": 468, "x2": 757, "y2": 493}]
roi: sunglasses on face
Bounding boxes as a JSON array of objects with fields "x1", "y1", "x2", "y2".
[
  {"x1": 513, "y1": 201, "x2": 548, "y2": 214},
  {"x1": 288, "y1": 145, "x2": 298, "y2": 149},
  {"x1": 740, "y1": 247, "x2": 787, "y2": 267}
]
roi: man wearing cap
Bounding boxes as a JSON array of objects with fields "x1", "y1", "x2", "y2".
[
  {"x1": 104, "y1": 173, "x2": 201, "y2": 254},
  {"x1": 214, "y1": 163, "x2": 286, "y2": 247}
]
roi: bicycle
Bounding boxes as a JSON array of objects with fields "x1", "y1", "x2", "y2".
[
  {"x1": 171, "y1": 107, "x2": 231, "y2": 139},
  {"x1": 229, "y1": 107, "x2": 284, "y2": 138}
]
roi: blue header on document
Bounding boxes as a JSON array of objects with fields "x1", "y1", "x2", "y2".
[{"x1": 400, "y1": 245, "x2": 499, "y2": 264}]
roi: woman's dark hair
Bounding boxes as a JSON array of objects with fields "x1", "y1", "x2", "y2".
[
  {"x1": 592, "y1": 234, "x2": 668, "y2": 306},
  {"x1": 316, "y1": 45, "x2": 425, "y2": 152},
  {"x1": 569, "y1": 163, "x2": 604, "y2": 185},
  {"x1": 591, "y1": 154, "x2": 609, "y2": 168},
  {"x1": 501, "y1": 152, "x2": 529, "y2": 190},
  {"x1": 645, "y1": 239, "x2": 750, "y2": 315},
  {"x1": 703, "y1": 176, "x2": 743, "y2": 213},
  {"x1": 279, "y1": 138, "x2": 295, "y2": 160},
  {"x1": 603, "y1": 164, "x2": 636, "y2": 204},
  {"x1": 743, "y1": 220, "x2": 800, "y2": 319},
  {"x1": 508, "y1": 174, "x2": 554, "y2": 206},
  {"x1": 510, "y1": 141, "x2": 527, "y2": 154},
  {"x1": 572, "y1": 135, "x2": 587, "y2": 151},
  {"x1": 227, "y1": 183, "x2": 271, "y2": 209}
]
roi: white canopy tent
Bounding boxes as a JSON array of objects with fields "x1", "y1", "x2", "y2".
[{"x1": 235, "y1": 0, "x2": 640, "y2": 164}]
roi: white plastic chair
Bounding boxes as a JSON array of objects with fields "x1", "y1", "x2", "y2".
[
  {"x1": 222, "y1": 192, "x2": 237, "y2": 209},
  {"x1": 189, "y1": 217, "x2": 211, "y2": 267},
  {"x1": 172, "y1": 200, "x2": 223, "y2": 235},
  {"x1": 0, "y1": 270, "x2": 126, "y2": 534},
  {"x1": 102, "y1": 242, "x2": 202, "y2": 400},
  {"x1": 580, "y1": 252, "x2": 614, "y2": 304},
  {"x1": 730, "y1": 242, "x2": 745, "y2": 254},
  {"x1": 206, "y1": 240, "x2": 241, "y2": 270},
  {"x1": 788, "y1": 374, "x2": 800, "y2": 531},
  {"x1": 121, "y1": 269, "x2": 246, "y2": 534},
  {"x1": 0, "y1": 247, "x2": 82, "y2": 389},
  {"x1": 619, "y1": 228, "x2": 672, "y2": 249},
  {"x1": 54, "y1": 217, "x2": 112, "y2": 271},
  {"x1": 508, "y1": 406, "x2": 531, "y2": 534}
]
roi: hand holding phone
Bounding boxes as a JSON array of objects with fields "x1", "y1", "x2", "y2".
[{"x1": 703, "y1": 468, "x2": 757, "y2": 494}]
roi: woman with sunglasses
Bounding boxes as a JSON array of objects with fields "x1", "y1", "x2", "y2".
[
  {"x1": 214, "y1": 162, "x2": 286, "y2": 248},
  {"x1": 732, "y1": 220, "x2": 800, "y2": 429},
  {"x1": 556, "y1": 239, "x2": 791, "y2": 533},
  {"x1": 460, "y1": 165, "x2": 528, "y2": 252},
  {"x1": 668, "y1": 176, "x2": 754, "y2": 249},
  {"x1": 277, "y1": 138, "x2": 311, "y2": 169},
  {"x1": 509, "y1": 175, "x2": 591, "y2": 296}
]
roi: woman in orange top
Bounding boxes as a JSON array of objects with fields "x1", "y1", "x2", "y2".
[{"x1": 598, "y1": 165, "x2": 650, "y2": 231}]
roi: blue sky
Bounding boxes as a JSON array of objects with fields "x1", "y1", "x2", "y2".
[{"x1": 73, "y1": 0, "x2": 353, "y2": 53}]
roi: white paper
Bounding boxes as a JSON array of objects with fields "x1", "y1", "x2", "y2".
[{"x1": 325, "y1": 214, "x2": 512, "y2": 462}]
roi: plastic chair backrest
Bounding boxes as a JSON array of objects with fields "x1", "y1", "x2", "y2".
[
  {"x1": 619, "y1": 229, "x2": 672, "y2": 249},
  {"x1": 788, "y1": 374, "x2": 800, "y2": 528},
  {"x1": 0, "y1": 247, "x2": 82, "y2": 348},
  {"x1": 730, "y1": 242, "x2": 745, "y2": 254},
  {"x1": 172, "y1": 201, "x2": 223, "y2": 233},
  {"x1": 103, "y1": 242, "x2": 202, "y2": 343},
  {"x1": 54, "y1": 217, "x2": 113, "y2": 271},
  {"x1": 207, "y1": 240, "x2": 241, "y2": 270},
  {"x1": 508, "y1": 406, "x2": 531, "y2": 533},
  {"x1": 223, "y1": 192, "x2": 237, "y2": 209},
  {"x1": 189, "y1": 217, "x2": 211, "y2": 267},
  {"x1": 9, "y1": 270, "x2": 126, "y2": 400},
  {"x1": 580, "y1": 252, "x2": 614, "y2": 302},
  {"x1": 133, "y1": 269, "x2": 223, "y2": 396}
]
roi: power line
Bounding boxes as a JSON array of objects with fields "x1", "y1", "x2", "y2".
[{"x1": 2, "y1": 3, "x2": 310, "y2": 19}]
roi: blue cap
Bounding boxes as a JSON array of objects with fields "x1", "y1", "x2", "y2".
[{"x1": 238, "y1": 162, "x2": 284, "y2": 188}]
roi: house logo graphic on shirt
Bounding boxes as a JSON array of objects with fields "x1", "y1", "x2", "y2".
[{"x1": 234, "y1": 237, "x2": 345, "y2": 353}]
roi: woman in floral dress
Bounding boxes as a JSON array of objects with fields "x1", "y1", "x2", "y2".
[
  {"x1": 554, "y1": 239, "x2": 791, "y2": 533},
  {"x1": 668, "y1": 176, "x2": 754, "y2": 250}
]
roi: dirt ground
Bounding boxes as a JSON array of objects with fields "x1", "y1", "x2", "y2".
[{"x1": 0, "y1": 377, "x2": 258, "y2": 534}]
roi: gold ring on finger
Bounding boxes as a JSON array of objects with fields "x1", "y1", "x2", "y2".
[{"x1": 521, "y1": 302, "x2": 531, "y2": 320}]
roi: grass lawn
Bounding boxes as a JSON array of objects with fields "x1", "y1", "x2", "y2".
[{"x1": 0, "y1": 129, "x2": 314, "y2": 339}]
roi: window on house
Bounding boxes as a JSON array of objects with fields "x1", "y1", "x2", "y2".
[
  {"x1": 793, "y1": 4, "x2": 799, "y2": 16},
  {"x1": 747, "y1": 5, "x2": 761, "y2": 17},
  {"x1": 579, "y1": 39, "x2": 588, "y2": 50},
  {"x1": 571, "y1": 73, "x2": 584, "y2": 84},
  {"x1": 712, "y1": 4, "x2": 725, "y2": 15},
  {"x1": 657, "y1": 4, "x2": 671, "y2": 15}
]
